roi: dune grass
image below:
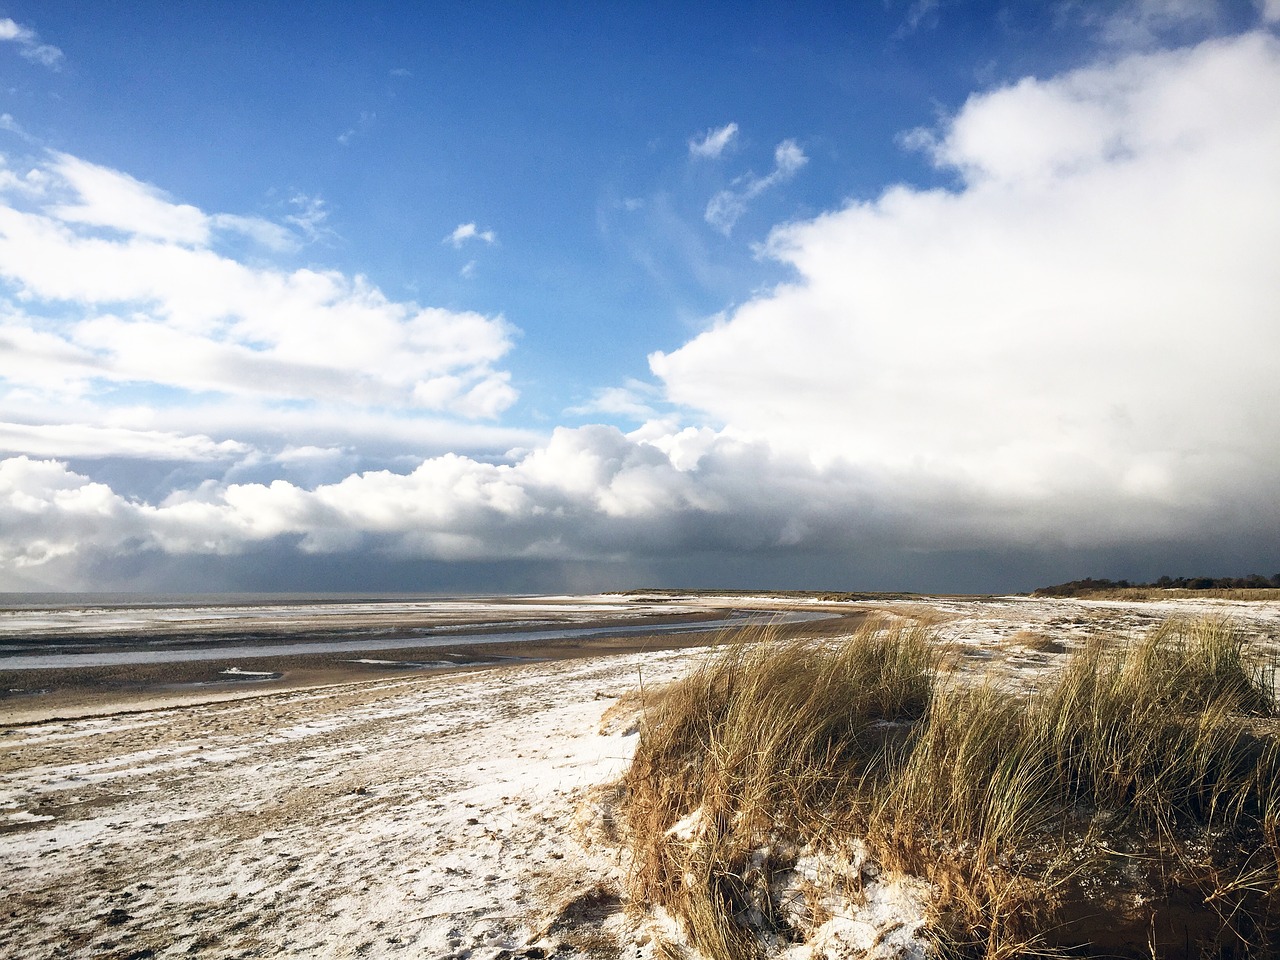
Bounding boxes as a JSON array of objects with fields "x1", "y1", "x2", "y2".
[
  {"x1": 620, "y1": 617, "x2": 1280, "y2": 958},
  {"x1": 1068, "y1": 587, "x2": 1280, "y2": 602}
]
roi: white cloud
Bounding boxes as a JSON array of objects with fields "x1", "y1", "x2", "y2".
[
  {"x1": 0, "y1": 316, "x2": 101, "y2": 398},
  {"x1": 703, "y1": 196, "x2": 748, "y2": 236},
  {"x1": 29, "y1": 153, "x2": 303, "y2": 251},
  {"x1": 0, "y1": 161, "x2": 516, "y2": 413},
  {"x1": 0, "y1": 386, "x2": 537, "y2": 468},
  {"x1": 445, "y1": 222, "x2": 497, "y2": 247},
  {"x1": 49, "y1": 153, "x2": 210, "y2": 244},
  {"x1": 4, "y1": 411, "x2": 1265, "y2": 587},
  {"x1": 0, "y1": 17, "x2": 63, "y2": 69},
  {"x1": 210, "y1": 213, "x2": 298, "y2": 252},
  {"x1": 1098, "y1": 0, "x2": 1217, "y2": 45},
  {"x1": 410, "y1": 370, "x2": 517, "y2": 419},
  {"x1": 0, "y1": 457, "x2": 136, "y2": 568},
  {"x1": 689, "y1": 122, "x2": 739, "y2": 159},
  {"x1": 773, "y1": 140, "x2": 807, "y2": 176},
  {"x1": 566, "y1": 381, "x2": 662, "y2": 420},
  {"x1": 656, "y1": 31, "x2": 1280, "y2": 539},
  {"x1": 0, "y1": 113, "x2": 32, "y2": 141},
  {"x1": 897, "y1": 0, "x2": 941, "y2": 35},
  {"x1": 0, "y1": 421, "x2": 247, "y2": 461},
  {"x1": 337, "y1": 111, "x2": 376, "y2": 146},
  {"x1": 284, "y1": 192, "x2": 330, "y2": 241},
  {"x1": 0, "y1": 431, "x2": 846, "y2": 571},
  {"x1": 705, "y1": 138, "x2": 808, "y2": 234},
  {"x1": 1084, "y1": 0, "x2": 1280, "y2": 45},
  {"x1": 0, "y1": 150, "x2": 523, "y2": 473}
]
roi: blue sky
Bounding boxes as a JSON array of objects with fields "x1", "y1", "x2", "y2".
[{"x1": 1, "y1": 1, "x2": 1278, "y2": 593}]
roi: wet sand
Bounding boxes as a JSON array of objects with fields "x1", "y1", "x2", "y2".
[{"x1": 0, "y1": 601, "x2": 863, "y2": 725}]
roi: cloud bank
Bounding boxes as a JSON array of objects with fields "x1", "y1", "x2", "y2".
[{"x1": 4, "y1": 412, "x2": 1269, "y2": 591}]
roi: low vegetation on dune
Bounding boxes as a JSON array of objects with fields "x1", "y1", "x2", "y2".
[
  {"x1": 1033, "y1": 576, "x2": 1280, "y2": 600},
  {"x1": 619, "y1": 618, "x2": 1280, "y2": 959}
]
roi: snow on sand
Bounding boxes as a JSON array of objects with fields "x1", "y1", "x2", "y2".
[
  {"x1": 0, "y1": 648, "x2": 702, "y2": 960},
  {"x1": 3, "y1": 595, "x2": 1279, "y2": 960}
]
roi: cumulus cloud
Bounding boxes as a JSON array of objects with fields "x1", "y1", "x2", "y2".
[
  {"x1": 0, "y1": 149, "x2": 522, "y2": 472},
  {"x1": 689, "y1": 122, "x2": 739, "y2": 158},
  {"x1": 705, "y1": 139, "x2": 808, "y2": 234},
  {"x1": 655, "y1": 31, "x2": 1280, "y2": 548},
  {"x1": 5, "y1": 414, "x2": 1268, "y2": 589},
  {"x1": 0, "y1": 17, "x2": 63, "y2": 69},
  {"x1": 445, "y1": 222, "x2": 497, "y2": 247},
  {"x1": 0, "y1": 430, "x2": 948, "y2": 573}
]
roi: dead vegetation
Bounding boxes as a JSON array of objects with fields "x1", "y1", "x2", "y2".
[
  {"x1": 1077, "y1": 588, "x2": 1280, "y2": 602},
  {"x1": 618, "y1": 618, "x2": 1280, "y2": 958},
  {"x1": 1003, "y1": 629, "x2": 1067, "y2": 654}
]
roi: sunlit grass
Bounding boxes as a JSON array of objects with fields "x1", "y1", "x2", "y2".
[{"x1": 620, "y1": 617, "x2": 1280, "y2": 958}]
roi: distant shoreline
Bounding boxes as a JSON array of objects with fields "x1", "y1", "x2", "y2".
[{"x1": 0, "y1": 596, "x2": 863, "y2": 725}]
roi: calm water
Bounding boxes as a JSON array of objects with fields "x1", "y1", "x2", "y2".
[{"x1": 0, "y1": 593, "x2": 835, "y2": 670}]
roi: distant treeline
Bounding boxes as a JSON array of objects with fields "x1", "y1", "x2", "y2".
[{"x1": 1034, "y1": 574, "x2": 1280, "y2": 597}]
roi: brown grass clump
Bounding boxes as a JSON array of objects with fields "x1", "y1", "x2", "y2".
[
  {"x1": 1005, "y1": 629, "x2": 1067, "y2": 654},
  {"x1": 619, "y1": 617, "x2": 1280, "y2": 959},
  {"x1": 623, "y1": 619, "x2": 935, "y2": 958}
]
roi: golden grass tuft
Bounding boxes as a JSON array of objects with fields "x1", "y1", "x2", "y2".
[
  {"x1": 624, "y1": 619, "x2": 936, "y2": 958},
  {"x1": 619, "y1": 617, "x2": 1280, "y2": 959},
  {"x1": 1004, "y1": 629, "x2": 1067, "y2": 654}
]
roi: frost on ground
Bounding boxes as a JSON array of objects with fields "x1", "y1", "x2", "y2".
[
  {"x1": 2, "y1": 595, "x2": 1278, "y2": 960},
  {"x1": 0, "y1": 650, "x2": 695, "y2": 960}
]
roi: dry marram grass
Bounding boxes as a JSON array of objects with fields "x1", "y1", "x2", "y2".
[{"x1": 619, "y1": 617, "x2": 1280, "y2": 959}]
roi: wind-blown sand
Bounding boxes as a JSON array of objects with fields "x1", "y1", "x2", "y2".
[{"x1": 3, "y1": 594, "x2": 1278, "y2": 959}]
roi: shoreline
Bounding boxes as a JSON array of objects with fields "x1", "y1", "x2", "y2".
[{"x1": 0, "y1": 606, "x2": 865, "y2": 725}]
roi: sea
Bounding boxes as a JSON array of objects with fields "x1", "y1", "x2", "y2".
[{"x1": 0, "y1": 593, "x2": 829, "y2": 670}]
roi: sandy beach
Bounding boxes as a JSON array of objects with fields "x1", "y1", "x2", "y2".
[
  {"x1": 3, "y1": 593, "x2": 1279, "y2": 960},
  {"x1": 0, "y1": 594, "x2": 831, "y2": 724}
]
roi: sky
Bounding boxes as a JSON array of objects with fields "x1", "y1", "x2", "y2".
[{"x1": 1, "y1": 0, "x2": 1278, "y2": 595}]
